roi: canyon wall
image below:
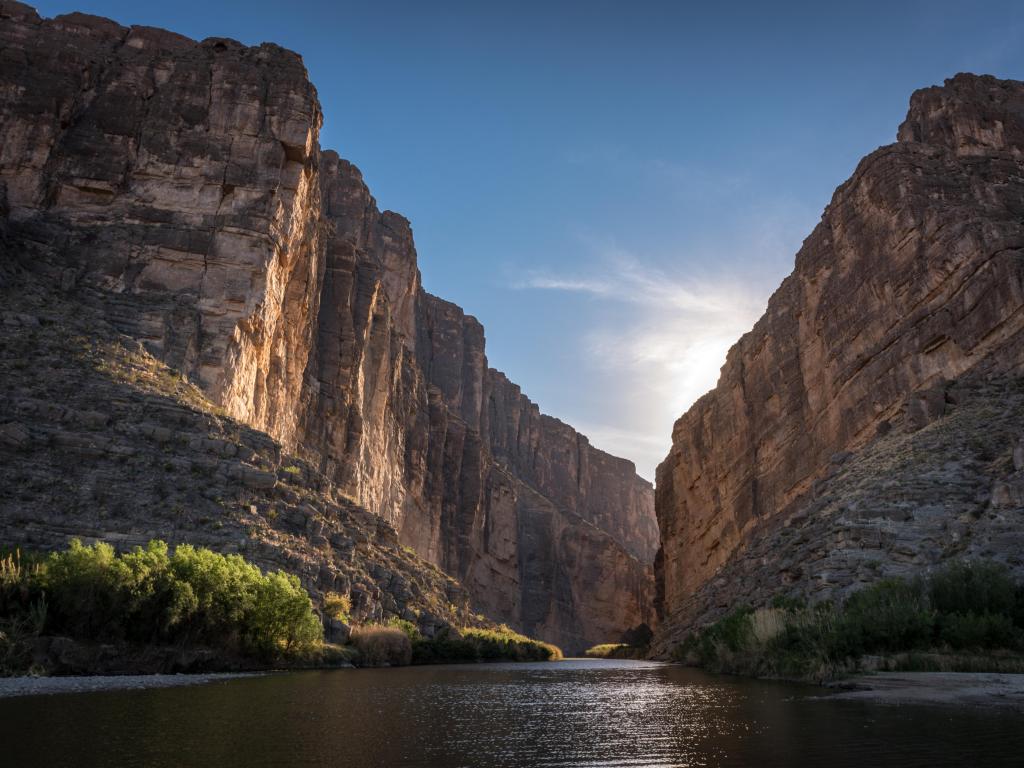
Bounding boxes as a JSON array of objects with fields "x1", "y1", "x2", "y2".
[
  {"x1": 655, "y1": 73, "x2": 1024, "y2": 647},
  {"x1": 0, "y1": 1, "x2": 655, "y2": 652}
]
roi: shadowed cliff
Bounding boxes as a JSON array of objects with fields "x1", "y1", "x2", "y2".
[{"x1": 654, "y1": 73, "x2": 1024, "y2": 653}]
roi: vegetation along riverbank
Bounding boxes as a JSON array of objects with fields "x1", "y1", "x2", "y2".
[
  {"x1": 673, "y1": 561, "x2": 1024, "y2": 682},
  {"x1": 0, "y1": 540, "x2": 560, "y2": 676}
]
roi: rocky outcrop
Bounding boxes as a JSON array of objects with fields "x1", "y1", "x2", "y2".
[
  {"x1": 655, "y1": 73, "x2": 1024, "y2": 648},
  {"x1": 0, "y1": 1, "x2": 655, "y2": 652}
]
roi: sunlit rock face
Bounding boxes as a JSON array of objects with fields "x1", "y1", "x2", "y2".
[
  {"x1": 654, "y1": 73, "x2": 1024, "y2": 649},
  {"x1": 0, "y1": 1, "x2": 656, "y2": 652},
  {"x1": 0, "y1": 6, "x2": 325, "y2": 442}
]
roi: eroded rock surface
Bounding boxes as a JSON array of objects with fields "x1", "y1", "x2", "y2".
[
  {"x1": 0, "y1": 1, "x2": 655, "y2": 652},
  {"x1": 654, "y1": 73, "x2": 1024, "y2": 650}
]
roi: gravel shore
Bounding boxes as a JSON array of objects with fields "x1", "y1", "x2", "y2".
[
  {"x1": 0, "y1": 673, "x2": 259, "y2": 699},
  {"x1": 825, "y1": 672, "x2": 1024, "y2": 710}
]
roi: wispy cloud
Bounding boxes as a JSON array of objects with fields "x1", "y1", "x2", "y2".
[
  {"x1": 515, "y1": 213, "x2": 812, "y2": 481},
  {"x1": 522, "y1": 253, "x2": 756, "y2": 317}
]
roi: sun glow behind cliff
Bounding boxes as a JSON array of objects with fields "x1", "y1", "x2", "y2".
[{"x1": 519, "y1": 253, "x2": 773, "y2": 482}]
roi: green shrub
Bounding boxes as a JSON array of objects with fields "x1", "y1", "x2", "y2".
[
  {"x1": 938, "y1": 612, "x2": 1019, "y2": 650},
  {"x1": 673, "y1": 559, "x2": 1024, "y2": 681},
  {"x1": 710, "y1": 607, "x2": 755, "y2": 652},
  {"x1": 0, "y1": 539, "x2": 323, "y2": 666},
  {"x1": 830, "y1": 578, "x2": 934, "y2": 657},
  {"x1": 584, "y1": 643, "x2": 630, "y2": 658},
  {"x1": 680, "y1": 607, "x2": 755, "y2": 669},
  {"x1": 462, "y1": 625, "x2": 562, "y2": 661},
  {"x1": 323, "y1": 592, "x2": 352, "y2": 623},
  {"x1": 929, "y1": 561, "x2": 1018, "y2": 617},
  {"x1": 411, "y1": 629, "x2": 478, "y2": 664},
  {"x1": 249, "y1": 571, "x2": 323, "y2": 653},
  {"x1": 583, "y1": 642, "x2": 647, "y2": 659},
  {"x1": 387, "y1": 617, "x2": 421, "y2": 642},
  {"x1": 40, "y1": 540, "x2": 134, "y2": 639}
]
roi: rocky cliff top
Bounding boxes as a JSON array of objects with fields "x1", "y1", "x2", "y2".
[{"x1": 898, "y1": 73, "x2": 1024, "y2": 155}]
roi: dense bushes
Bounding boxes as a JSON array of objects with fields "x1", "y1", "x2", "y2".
[
  {"x1": 584, "y1": 624, "x2": 653, "y2": 659},
  {"x1": 336, "y1": 619, "x2": 562, "y2": 666},
  {"x1": 584, "y1": 643, "x2": 638, "y2": 659},
  {"x1": 461, "y1": 626, "x2": 563, "y2": 662},
  {"x1": 0, "y1": 539, "x2": 322, "y2": 668},
  {"x1": 1, "y1": 541, "x2": 566, "y2": 674},
  {"x1": 675, "y1": 560, "x2": 1024, "y2": 680},
  {"x1": 405, "y1": 622, "x2": 562, "y2": 664},
  {"x1": 831, "y1": 578, "x2": 935, "y2": 657}
]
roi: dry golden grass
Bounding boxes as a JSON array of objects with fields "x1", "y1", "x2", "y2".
[
  {"x1": 350, "y1": 625, "x2": 412, "y2": 666},
  {"x1": 751, "y1": 608, "x2": 787, "y2": 644}
]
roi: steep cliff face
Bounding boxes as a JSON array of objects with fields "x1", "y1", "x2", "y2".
[
  {"x1": 0, "y1": 3, "x2": 325, "y2": 443},
  {"x1": 0, "y1": 1, "x2": 655, "y2": 652},
  {"x1": 655, "y1": 73, "x2": 1024, "y2": 646},
  {"x1": 409, "y1": 301, "x2": 656, "y2": 649}
]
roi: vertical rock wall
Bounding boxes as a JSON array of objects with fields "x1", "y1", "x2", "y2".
[
  {"x1": 655, "y1": 74, "x2": 1024, "y2": 636},
  {"x1": 0, "y1": 1, "x2": 656, "y2": 652}
]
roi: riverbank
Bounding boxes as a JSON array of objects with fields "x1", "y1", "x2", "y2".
[
  {"x1": 0, "y1": 672, "x2": 260, "y2": 699},
  {"x1": 669, "y1": 563, "x2": 1024, "y2": 682},
  {"x1": 1, "y1": 541, "x2": 561, "y2": 677},
  {"x1": 824, "y1": 672, "x2": 1024, "y2": 710}
]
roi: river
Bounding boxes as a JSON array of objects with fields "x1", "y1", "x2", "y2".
[{"x1": 1, "y1": 659, "x2": 1020, "y2": 767}]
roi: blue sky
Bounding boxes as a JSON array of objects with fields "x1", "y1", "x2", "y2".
[{"x1": 33, "y1": 0, "x2": 1024, "y2": 479}]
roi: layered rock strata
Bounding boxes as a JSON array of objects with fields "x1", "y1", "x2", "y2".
[
  {"x1": 0, "y1": 1, "x2": 655, "y2": 652},
  {"x1": 655, "y1": 73, "x2": 1024, "y2": 648}
]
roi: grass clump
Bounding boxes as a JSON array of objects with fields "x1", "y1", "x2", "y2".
[
  {"x1": 350, "y1": 625, "x2": 412, "y2": 666},
  {"x1": 0, "y1": 539, "x2": 323, "y2": 673},
  {"x1": 0, "y1": 551, "x2": 46, "y2": 675},
  {"x1": 673, "y1": 560, "x2": 1024, "y2": 681}
]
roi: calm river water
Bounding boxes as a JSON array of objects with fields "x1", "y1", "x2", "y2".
[{"x1": 1, "y1": 659, "x2": 1021, "y2": 767}]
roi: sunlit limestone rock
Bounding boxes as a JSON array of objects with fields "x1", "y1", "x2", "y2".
[
  {"x1": 654, "y1": 74, "x2": 1024, "y2": 651},
  {"x1": 0, "y1": 0, "x2": 656, "y2": 653}
]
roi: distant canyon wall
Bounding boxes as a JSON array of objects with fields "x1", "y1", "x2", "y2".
[{"x1": 0, "y1": 1, "x2": 655, "y2": 652}]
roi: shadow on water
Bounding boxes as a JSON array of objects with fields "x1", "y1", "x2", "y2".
[{"x1": 0, "y1": 659, "x2": 1020, "y2": 767}]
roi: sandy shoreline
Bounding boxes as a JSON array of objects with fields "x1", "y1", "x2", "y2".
[
  {"x1": 824, "y1": 672, "x2": 1024, "y2": 710},
  {"x1": 0, "y1": 672, "x2": 261, "y2": 699}
]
